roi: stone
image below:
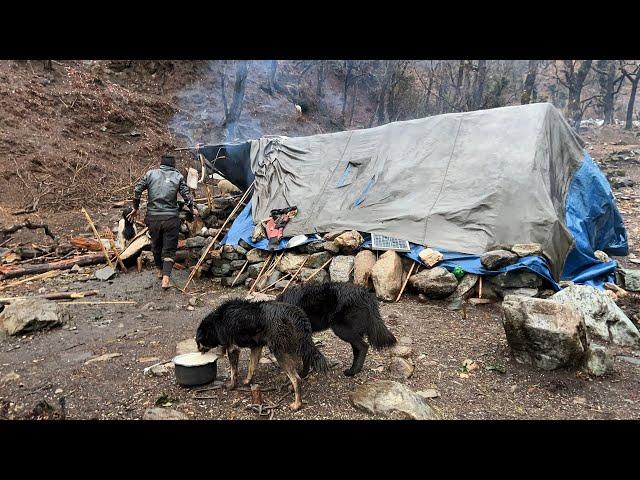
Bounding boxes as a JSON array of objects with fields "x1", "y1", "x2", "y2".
[
  {"x1": 594, "y1": 250, "x2": 610, "y2": 263},
  {"x1": 238, "y1": 239, "x2": 252, "y2": 250},
  {"x1": 247, "y1": 262, "x2": 266, "y2": 279},
  {"x1": 501, "y1": 295, "x2": 587, "y2": 370},
  {"x1": 500, "y1": 287, "x2": 539, "y2": 297},
  {"x1": 300, "y1": 240, "x2": 325, "y2": 254},
  {"x1": 612, "y1": 177, "x2": 635, "y2": 188},
  {"x1": 299, "y1": 267, "x2": 329, "y2": 283},
  {"x1": 0, "y1": 298, "x2": 67, "y2": 336},
  {"x1": 353, "y1": 250, "x2": 377, "y2": 289},
  {"x1": 323, "y1": 230, "x2": 348, "y2": 241},
  {"x1": 142, "y1": 408, "x2": 188, "y2": 420},
  {"x1": 218, "y1": 179, "x2": 241, "y2": 195},
  {"x1": 257, "y1": 271, "x2": 282, "y2": 290},
  {"x1": 277, "y1": 252, "x2": 308, "y2": 273},
  {"x1": 185, "y1": 236, "x2": 207, "y2": 249},
  {"x1": 480, "y1": 249, "x2": 518, "y2": 270},
  {"x1": 618, "y1": 268, "x2": 640, "y2": 292},
  {"x1": 95, "y1": 266, "x2": 116, "y2": 281},
  {"x1": 349, "y1": 380, "x2": 437, "y2": 420},
  {"x1": 70, "y1": 264, "x2": 81, "y2": 272},
  {"x1": 221, "y1": 273, "x2": 248, "y2": 287},
  {"x1": 246, "y1": 248, "x2": 269, "y2": 264},
  {"x1": 452, "y1": 273, "x2": 479, "y2": 299},
  {"x1": 511, "y1": 243, "x2": 543, "y2": 257},
  {"x1": 418, "y1": 248, "x2": 444, "y2": 267},
  {"x1": 329, "y1": 255, "x2": 355, "y2": 283},
  {"x1": 274, "y1": 280, "x2": 290, "y2": 290},
  {"x1": 1, "y1": 372, "x2": 20, "y2": 383},
  {"x1": 489, "y1": 271, "x2": 543, "y2": 289},
  {"x1": 145, "y1": 362, "x2": 174, "y2": 377},
  {"x1": 409, "y1": 267, "x2": 458, "y2": 299},
  {"x1": 388, "y1": 357, "x2": 415, "y2": 378},
  {"x1": 176, "y1": 338, "x2": 198, "y2": 355},
  {"x1": 416, "y1": 389, "x2": 440, "y2": 399},
  {"x1": 221, "y1": 251, "x2": 242, "y2": 261},
  {"x1": 251, "y1": 224, "x2": 266, "y2": 242},
  {"x1": 583, "y1": 344, "x2": 613, "y2": 376},
  {"x1": 390, "y1": 344, "x2": 413, "y2": 358},
  {"x1": 322, "y1": 241, "x2": 340, "y2": 254},
  {"x1": 370, "y1": 251, "x2": 403, "y2": 301},
  {"x1": 552, "y1": 285, "x2": 640, "y2": 347},
  {"x1": 84, "y1": 353, "x2": 122, "y2": 365},
  {"x1": 305, "y1": 251, "x2": 333, "y2": 269},
  {"x1": 230, "y1": 259, "x2": 247, "y2": 270},
  {"x1": 334, "y1": 230, "x2": 363, "y2": 253}
]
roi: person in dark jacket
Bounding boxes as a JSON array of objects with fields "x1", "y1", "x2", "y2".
[{"x1": 129, "y1": 154, "x2": 198, "y2": 289}]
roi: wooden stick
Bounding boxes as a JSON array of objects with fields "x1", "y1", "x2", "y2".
[
  {"x1": 248, "y1": 252, "x2": 274, "y2": 294},
  {"x1": 260, "y1": 272, "x2": 291, "y2": 293},
  {"x1": 108, "y1": 238, "x2": 127, "y2": 272},
  {"x1": 231, "y1": 260, "x2": 249, "y2": 287},
  {"x1": 281, "y1": 256, "x2": 310, "y2": 293},
  {"x1": 479, "y1": 276, "x2": 483, "y2": 299},
  {"x1": 1, "y1": 291, "x2": 99, "y2": 303},
  {"x1": 303, "y1": 257, "x2": 333, "y2": 283},
  {"x1": 182, "y1": 182, "x2": 255, "y2": 292},
  {"x1": 0, "y1": 270, "x2": 61, "y2": 291},
  {"x1": 58, "y1": 300, "x2": 137, "y2": 305},
  {"x1": 265, "y1": 252, "x2": 284, "y2": 276},
  {"x1": 396, "y1": 261, "x2": 416, "y2": 302},
  {"x1": 206, "y1": 185, "x2": 214, "y2": 211},
  {"x1": 81, "y1": 208, "x2": 114, "y2": 269}
]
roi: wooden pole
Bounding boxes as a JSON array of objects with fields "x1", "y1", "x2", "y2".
[
  {"x1": 259, "y1": 272, "x2": 291, "y2": 293},
  {"x1": 395, "y1": 261, "x2": 416, "y2": 302},
  {"x1": 0, "y1": 270, "x2": 61, "y2": 291},
  {"x1": 479, "y1": 276, "x2": 483, "y2": 298},
  {"x1": 231, "y1": 260, "x2": 249, "y2": 287},
  {"x1": 81, "y1": 207, "x2": 114, "y2": 269},
  {"x1": 281, "y1": 256, "x2": 310, "y2": 293},
  {"x1": 303, "y1": 257, "x2": 333, "y2": 283},
  {"x1": 108, "y1": 238, "x2": 127, "y2": 272},
  {"x1": 248, "y1": 253, "x2": 273, "y2": 294},
  {"x1": 181, "y1": 182, "x2": 255, "y2": 292}
]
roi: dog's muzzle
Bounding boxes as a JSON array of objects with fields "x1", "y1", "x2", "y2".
[{"x1": 196, "y1": 341, "x2": 210, "y2": 353}]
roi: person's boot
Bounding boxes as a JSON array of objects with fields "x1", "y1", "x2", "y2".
[{"x1": 161, "y1": 275, "x2": 171, "y2": 290}]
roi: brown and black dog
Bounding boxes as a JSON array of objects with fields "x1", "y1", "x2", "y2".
[{"x1": 195, "y1": 298, "x2": 329, "y2": 411}]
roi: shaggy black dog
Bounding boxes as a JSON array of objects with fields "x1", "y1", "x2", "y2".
[
  {"x1": 196, "y1": 298, "x2": 329, "y2": 411},
  {"x1": 277, "y1": 282, "x2": 397, "y2": 377},
  {"x1": 121, "y1": 207, "x2": 136, "y2": 242}
]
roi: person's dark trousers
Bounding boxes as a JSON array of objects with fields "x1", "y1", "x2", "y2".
[{"x1": 146, "y1": 216, "x2": 181, "y2": 277}]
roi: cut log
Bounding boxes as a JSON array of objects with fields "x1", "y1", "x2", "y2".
[
  {"x1": 0, "y1": 253, "x2": 105, "y2": 281},
  {"x1": 0, "y1": 220, "x2": 55, "y2": 240},
  {"x1": 70, "y1": 237, "x2": 103, "y2": 251},
  {"x1": 120, "y1": 231, "x2": 152, "y2": 262}
]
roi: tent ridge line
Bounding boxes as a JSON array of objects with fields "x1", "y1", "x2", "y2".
[{"x1": 421, "y1": 115, "x2": 465, "y2": 246}]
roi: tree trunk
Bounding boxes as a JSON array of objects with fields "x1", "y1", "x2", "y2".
[
  {"x1": 342, "y1": 61, "x2": 354, "y2": 121},
  {"x1": 564, "y1": 60, "x2": 592, "y2": 128},
  {"x1": 268, "y1": 60, "x2": 278, "y2": 95},
  {"x1": 316, "y1": 62, "x2": 325, "y2": 98},
  {"x1": 225, "y1": 61, "x2": 250, "y2": 140},
  {"x1": 369, "y1": 61, "x2": 393, "y2": 127},
  {"x1": 472, "y1": 60, "x2": 487, "y2": 110},
  {"x1": 626, "y1": 77, "x2": 639, "y2": 130},
  {"x1": 596, "y1": 60, "x2": 616, "y2": 124},
  {"x1": 521, "y1": 60, "x2": 538, "y2": 105},
  {"x1": 0, "y1": 254, "x2": 106, "y2": 281},
  {"x1": 220, "y1": 61, "x2": 229, "y2": 118},
  {"x1": 348, "y1": 78, "x2": 359, "y2": 127}
]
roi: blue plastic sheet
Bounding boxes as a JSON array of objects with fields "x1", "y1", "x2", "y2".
[{"x1": 222, "y1": 152, "x2": 627, "y2": 290}]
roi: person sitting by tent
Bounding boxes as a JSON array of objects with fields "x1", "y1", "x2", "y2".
[{"x1": 128, "y1": 154, "x2": 198, "y2": 289}]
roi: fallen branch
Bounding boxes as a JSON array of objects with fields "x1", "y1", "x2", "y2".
[
  {"x1": 81, "y1": 208, "x2": 114, "y2": 269},
  {"x1": 58, "y1": 300, "x2": 136, "y2": 305},
  {"x1": 0, "y1": 253, "x2": 105, "y2": 281},
  {"x1": 70, "y1": 237, "x2": 103, "y2": 251},
  {"x1": 0, "y1": 270, "x2": 62, "y2": 291},
  {"x1": 0, "y1": 220, "x2": 55, "y2": 240},
  {"x1": 0, "y1": 291, "x2": 98, "y2": 303}
]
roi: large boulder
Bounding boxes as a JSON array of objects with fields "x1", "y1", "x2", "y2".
[
  {"x1": 276, "y1": 252, "x2": 307, "y2": 273},
  {"x1": 329, "y1": 256, "x2": 355, "y2": 283},
  {"x1": 142, "y1": 408, "x2": 188, "y2": 420},
  {"x1": 1, "y1": 298, "x2": 68, "y2": 336},
  {"x1": 409, "y1": 267, "x2": 458, "y2": 299},
  {"x1": 300, "y1": 267, "x2": 329, "y2": 283},
  {"x1": 583, "y1": 344, "x2": 613, "y2": 377},
  {"x1": 452, "y1": 273, "x2": 479, "y2": 299},
  {"x1": 349, "y1": 380, "x2": 437, "y2": 420},
  {"x1": 480, "y1": 250, "x2": 518, "y2": 270},
  {"x1": 247, "y1": 262, "x2": 266, "y2": 279},
  {"x1": 370, "y1": 251, "x2": 403, "y2": 301},
  {"x1": 353, "y1": 250, "x2": 377, "y2": 289},
  {"x1": 488, "y1": 270, "x2": 543, "y2": 289},
  {"x1": 618, "y1": 268, "x2": 640, "y2": 292},
  {"x1": 552, "y1": 285, "x2": 640, "y2": 347},
  {"x1": 501, "y1": 295, "x2": 588, "y2": 370}
]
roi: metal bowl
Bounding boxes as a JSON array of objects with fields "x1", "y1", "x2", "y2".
[{"x1": 173, "y1": 352, "x2": 218, "y2": 387}]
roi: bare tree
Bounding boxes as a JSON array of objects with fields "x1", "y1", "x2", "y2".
[
  {"x1": 223, "y1": 61, "x2": 250, "y2": 140},
  {"x1": 621, "y1": 62, "x2": 640, "y2": 129},
  {"x1": 521, "y1": 60, "x2": 539, "y2": 104},
  {"x1": 316, "y1": 62, "x2": 325, "y2": 99},
  {"x1": 472, "y1": 60, "x2": 487, "y2": 110},
  {"x1": 220, "y1": 61, "x2": 229, "y2": 118},
  {"x1": 593, "y1": 60, "x2": 625, "y2": 124},
  {"x1": 555, "y1": 60, "x2": 593, "y2": 127}
]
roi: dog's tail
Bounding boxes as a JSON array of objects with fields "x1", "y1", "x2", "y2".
[
  {"x1": 365, "y1": 294, "x2": 397, "y2": 350},
  {"x1": 300, "y1": 336, "x2": 331, "y2": 374}
]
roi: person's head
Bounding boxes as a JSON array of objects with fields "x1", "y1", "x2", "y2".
[{"x1": 160, "y1": 154, "x2": 176, "y2": 168}]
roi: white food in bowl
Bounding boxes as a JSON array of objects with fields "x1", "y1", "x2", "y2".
[{"x1": 173, "y1": 352, "x2": 218, "y2": 367}]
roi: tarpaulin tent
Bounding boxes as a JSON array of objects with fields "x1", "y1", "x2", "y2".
[{"x1": 217, "y1": 103, "x2": 627, "y2": 289}]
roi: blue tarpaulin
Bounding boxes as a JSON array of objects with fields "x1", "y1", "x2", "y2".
[{"x1": 223, "y1": 151, "x2": 627, "y2": 290}]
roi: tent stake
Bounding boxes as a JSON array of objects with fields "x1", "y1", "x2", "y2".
[
  {"x1": 231, "y1": 260, "x2": 249, "y2": 287},
  {"x1": 248, "y1": 252, "x2": 274, "y2": 294},
  {"x1": 303, "y1": 257, "x2": 333, "y2": 283},
  {"x1": 395, "y1": 261, "x2": 416, "y2": 302},
  {"x1": 281, "y1": 256, "x2": 310, "y2": 293}
]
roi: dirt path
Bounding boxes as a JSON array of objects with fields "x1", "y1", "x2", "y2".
[{"x1": 2, "y1": 266, "x2": 639, "y2": 420}]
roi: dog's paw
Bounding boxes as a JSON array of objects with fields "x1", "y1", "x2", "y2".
[
  {"x1": 289, "y1": 401, "x2": 302, "y2": 412},
  {"x1": 343, "y1": 369, "x2": 356, "y2": 377}
]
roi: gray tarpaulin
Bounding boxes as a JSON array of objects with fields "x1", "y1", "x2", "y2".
[{"x1": 249, "y1": 103, "x2": 586, "y2": 279}]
